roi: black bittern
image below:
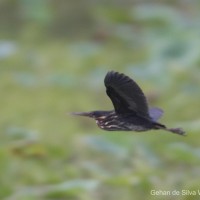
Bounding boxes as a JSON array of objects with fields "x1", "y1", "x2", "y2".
[{"x1": 72, "y1": 71, "x2": 185, "y2": 136}]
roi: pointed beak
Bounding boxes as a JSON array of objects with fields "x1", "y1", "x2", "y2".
[{"x1": 70, "y1": 112, "x2": 93, "y2": 118}]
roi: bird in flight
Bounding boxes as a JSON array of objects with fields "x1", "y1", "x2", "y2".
[{"x1": 72, "y1": 71, "x2": 185, "y2": 136}]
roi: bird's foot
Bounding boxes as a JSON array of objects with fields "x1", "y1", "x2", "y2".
[{"x1": 167, "y1": 128, "x2": 186, "y2": 136}]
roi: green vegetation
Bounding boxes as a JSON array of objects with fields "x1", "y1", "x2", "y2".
[{"x1": 0, "y1": 1, "x2": 200, "y2": 199}]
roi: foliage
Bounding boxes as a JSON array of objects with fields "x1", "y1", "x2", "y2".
[{"x1": 0, "y1": 1, "x2": 200, "y2": 199}]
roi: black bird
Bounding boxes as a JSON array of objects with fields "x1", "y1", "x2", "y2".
[{"x1": 72, "y1": 71, "x2": 185, "y2": 136}]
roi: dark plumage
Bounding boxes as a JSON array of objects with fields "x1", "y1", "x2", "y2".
[{"x1": 72, "y1": 71, "x2": 185, "y2": 136}]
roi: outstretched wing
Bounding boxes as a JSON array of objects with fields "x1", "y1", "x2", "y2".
[{"x1": 104, "y1": 71, "x2": 150, "y2": 117}]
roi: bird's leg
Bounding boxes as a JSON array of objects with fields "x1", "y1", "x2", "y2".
[
  {"x1": 165, "y1": 127, "x2": 186, "y2": 136},
  {"x1": 154, "y1": 122, "x2": 186, "y2": 136}
]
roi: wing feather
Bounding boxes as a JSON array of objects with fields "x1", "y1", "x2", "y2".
[{"x1": 104, "y1": 71, "x2": 150, "y2": 117}]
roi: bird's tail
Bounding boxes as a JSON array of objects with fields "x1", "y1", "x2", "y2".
[{"x1": 153, "y1": 122, "x2": 186, "y2": 136}]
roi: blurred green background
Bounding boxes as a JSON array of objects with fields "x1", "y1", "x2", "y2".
[{"x1": 0, "y1": 0, "x2": 200, "y2": 200}]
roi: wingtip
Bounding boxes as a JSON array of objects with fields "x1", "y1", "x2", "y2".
[
  {"x1": 105, "y1": 71, "x2": 125, "y2": 85},
  {"x1": 106, "y1": 70, "x2": 117, "y2": 77}
]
